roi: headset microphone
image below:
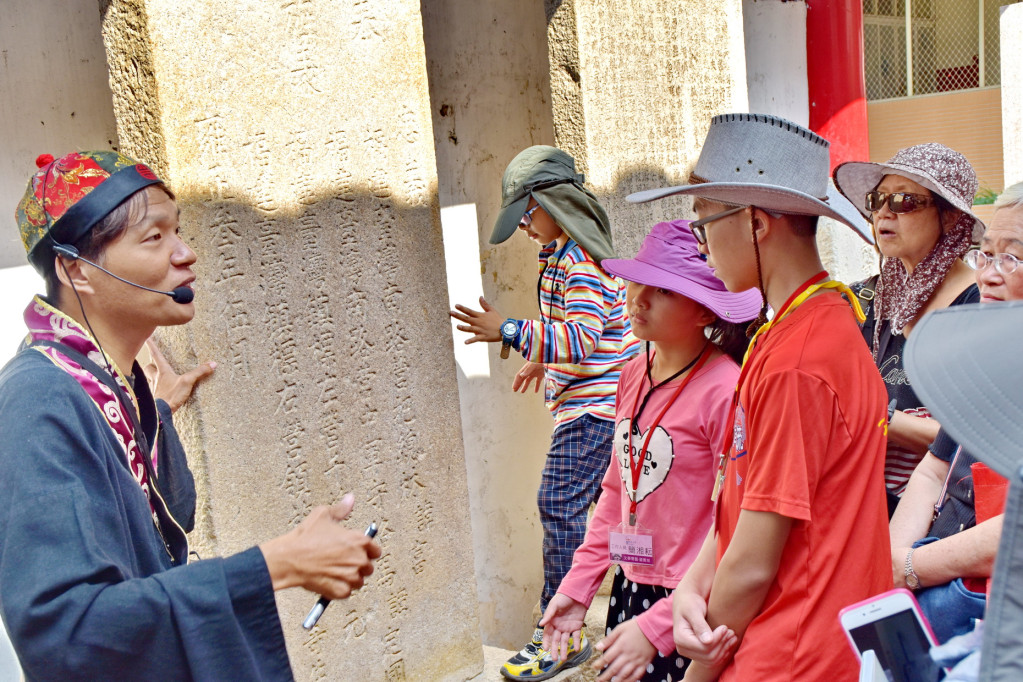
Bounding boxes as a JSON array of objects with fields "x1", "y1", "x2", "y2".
[{"x1": 52, "y1": 244, "x2": 195, "y2": 304}]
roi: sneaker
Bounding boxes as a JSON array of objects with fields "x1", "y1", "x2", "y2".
[{"x1": 500, "y1": 627, "x2": 591, "y2": 681}]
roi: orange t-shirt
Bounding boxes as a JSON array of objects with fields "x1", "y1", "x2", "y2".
[{"x1": 716, "y1": 293, "x2": 893, "y2": 682}]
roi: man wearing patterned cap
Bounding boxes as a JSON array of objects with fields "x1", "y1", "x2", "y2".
[
  {"x1": 0, "y1": 151, "x2": 380, "y2": 680},
  {"x1": 629, "y1": 114, "x2": 892, "y2": 681}
]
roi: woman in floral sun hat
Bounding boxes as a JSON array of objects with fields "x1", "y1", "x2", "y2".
[{"x1": 834, "y1": 143, "x2": 984, "y2": 514}]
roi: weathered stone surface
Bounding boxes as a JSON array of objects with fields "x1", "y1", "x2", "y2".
[
  {"x1": 101, "y1": 2, "x2": 482, "y2": 680},
  {"x1": 421, "y1": 0, "x2": 559, "y2": 649},
  {"x1": 546, "y1": 0, "x2": 749, "y2": 258}
]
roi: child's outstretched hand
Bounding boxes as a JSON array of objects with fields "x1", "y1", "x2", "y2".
[
  {"x1": 449, "y1": 296, "x2": 504, "y2": 344},
  {"x1": 592, "y1": 618, "x2": 657, "y2": 682},
  {"x1": 512, "y1": 362, "x2": 544, "y2": 393},
  {"x1": 540, "y1": 593, "x2": 588, "y2": 662}
]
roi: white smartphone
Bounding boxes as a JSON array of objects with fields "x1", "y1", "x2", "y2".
[{"x1": 839, "y1": 588, "x2": 945, "y2": 682}]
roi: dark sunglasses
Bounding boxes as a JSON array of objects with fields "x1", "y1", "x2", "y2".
[{"x1": 865, "y1": 191, "x2": 933, "y2": 214}]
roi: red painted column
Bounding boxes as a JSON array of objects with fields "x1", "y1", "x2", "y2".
[{"x1": 806, "y1": 0, "x2": 870, "y2": 171}]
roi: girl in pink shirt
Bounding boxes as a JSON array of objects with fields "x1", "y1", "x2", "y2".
[{"x1": 540, "y1": 221, "x2": 761, "y2": 682}]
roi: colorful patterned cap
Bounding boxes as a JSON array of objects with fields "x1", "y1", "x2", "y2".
[{"x1": 16, "y1": 150, "x2": 164, "y2": 272}]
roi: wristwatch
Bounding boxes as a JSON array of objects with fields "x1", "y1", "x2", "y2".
[
  {"x1": 500, "y1": 319, "x2": 518, "y2": 360},
  {"x1": 904, "y1": 547, "x2": 921, "y2": 590}
]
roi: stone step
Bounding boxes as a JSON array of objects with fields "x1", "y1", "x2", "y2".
[{"x1": 468, "y1": 596, "x2": 609, "y2": 682}]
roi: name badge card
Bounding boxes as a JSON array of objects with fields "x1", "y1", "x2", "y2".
[{"x1": 609, "y1": 522, "x2": 654, "y2": 566}]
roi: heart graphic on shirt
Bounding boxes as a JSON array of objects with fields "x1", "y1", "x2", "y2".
[{"x1": 614, "y1": 418, "x2": 675, "y2": 503}]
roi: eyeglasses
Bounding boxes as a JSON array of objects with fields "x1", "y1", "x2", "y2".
[
  {"x1": 964, "y1": 249, "x2": 1022, "y2": 276},
  {"x1": 689, "y1": 206, "x2": 747, "y2": 245},
  {"x1": 865, "y1": 191, "x2": 934, "y2": 214},
  {"x1": 520, "y1": 204, "x2": 541, "y2": 226}
]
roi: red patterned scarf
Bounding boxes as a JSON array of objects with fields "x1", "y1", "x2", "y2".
[
  {"x1": 24, "y1": 296, "x2": 157, "y2": 513},
  {"x1": 871, "y1": 215, "x2": 973, "y2": 359}
]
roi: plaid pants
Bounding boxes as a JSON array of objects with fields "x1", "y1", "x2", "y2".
[{"x1": 538, "y1": 414, "x2": 613, "y2": 611}]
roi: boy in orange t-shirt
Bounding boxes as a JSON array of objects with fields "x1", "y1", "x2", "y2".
[{"x1": 627, "y1": 114, "x2": 893, "y2": 681}]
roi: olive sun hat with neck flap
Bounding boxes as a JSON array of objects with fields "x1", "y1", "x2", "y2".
[{"x1": 492, "y1": 145, "x2": 617, "y2": 266}]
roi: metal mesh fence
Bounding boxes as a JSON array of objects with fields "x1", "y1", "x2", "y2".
[{"x1": 863, "y1": 0, "x2": 1021, "y2": 100}]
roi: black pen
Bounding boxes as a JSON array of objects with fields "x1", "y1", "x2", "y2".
[{"x1": 302, "y1": 522, "x2": 378, "y2": 630}]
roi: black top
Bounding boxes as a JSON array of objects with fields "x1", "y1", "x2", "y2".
[
  {"x1": 855, "y1": 282, "x2": 980, "y2": 493},
  {"x1": 859, "y1": 283, "x2": 980, "y2": 415}
]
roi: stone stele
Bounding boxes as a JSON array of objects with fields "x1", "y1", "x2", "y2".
[
  {"x1": 547, "y1": 0, "x2": 749, "y2": 258},
  {"x1": 100, "y1": 1, "x2": 483, "y2": 680}
]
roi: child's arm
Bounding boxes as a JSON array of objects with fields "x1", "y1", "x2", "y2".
[
  {"x1": 519, "y1": 260, "x2": 618, "y2": 365},
  {"x1": 633, "y1": 591, "x2": 677, "y2": 657},
  {"x1": 671, "y1": 530, "x2": 734, "y2": 665},
  {"x1": 555, "y1": 454, "x2": 622, "y2": 606},
  {"x1": 684, "y1": 509, "x2": 792, "y2": 681},
  {"x1": 542, "y1": 456, "x2": 623, "y2": 660}
]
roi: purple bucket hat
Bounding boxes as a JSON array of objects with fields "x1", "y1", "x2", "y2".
[
  {"x1": 833, "y1": 143, "x2": 985, "y2": 242},
  {"x1": 602, "y1": 220, "x2": 763, "y2": 322}
]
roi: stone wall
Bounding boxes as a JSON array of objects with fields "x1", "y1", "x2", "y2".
[
  {"x1": 545, "y1": 0, "x2": 749, "y2": 258},
  {"x1": 100, "y1": 1, "x2": 483, "y2": 680}
]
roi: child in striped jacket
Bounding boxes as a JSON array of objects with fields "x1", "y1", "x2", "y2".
[{"x1": 450, "y1": 145, "x2": 638, "y2": 680}]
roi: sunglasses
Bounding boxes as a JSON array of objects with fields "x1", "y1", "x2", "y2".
[
  {"x1": 689, "y1": 205, "x2": 747, "y2": 245},
  {"x1": 520, "y1": 204, "x2": 541, "y2": 226},
  {"x1": 865, "y1": 191, "x2": 934, "y2": 214}
]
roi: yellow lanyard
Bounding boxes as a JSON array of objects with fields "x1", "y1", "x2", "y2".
[{"x1": 710, "y1": 275, "x2": 865, "y2": 502}]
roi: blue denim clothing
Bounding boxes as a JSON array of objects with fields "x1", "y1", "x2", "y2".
[
  {"x1": 913, "y1": 537, "x2": 987, "y2": 644},
  {"x1": 538, "y1": 414, "x2": 613, "y2": 611}
]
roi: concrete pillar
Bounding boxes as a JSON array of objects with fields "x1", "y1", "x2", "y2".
[
  {"x1": 742, "y1": 0, "x2": 876, "y2": 284},
  {"x1": 743, "y1": 0, "x2": 810, "y2": 127},
  {"x1": 806, "y1": 0, "x2": 878, "y2": 285},
  {"x1": 100, "y1": 1, "x2": 482, "y2": 679},
  {"x1": 1002, "y1": 3, "x2": 1023, "y2": 186},
  {"x1": 545, "y1": 0, "x2": 749, "y2": 258},
  {"x1": 0, "y1": 2, "x2": 120, "y2": 269},
  {"x1": 421, "y1": 3, "x2": 560, "y2": 648},
  {"x1": 806, "y1": 0, "x2": 870, "y2": 172}
]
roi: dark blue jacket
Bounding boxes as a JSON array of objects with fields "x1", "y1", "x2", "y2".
[{"x1": 0, "y1": 348, "x2": 292, "y2": 681}]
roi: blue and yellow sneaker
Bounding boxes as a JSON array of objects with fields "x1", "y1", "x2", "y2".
[{"x1": 500, "y1": 627, "x2": 591, "y2": 680}]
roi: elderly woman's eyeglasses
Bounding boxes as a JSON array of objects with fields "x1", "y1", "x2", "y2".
[
  {"x1": 689, "y1": 205, "x2": 747, "y2": 245},
  {"x1": 865, "y1": 191, "x2": 933, "y2": 214},
  {"x1": 520, "y1": 204, "x2": 541, "y2": 227},
  {"x1": 964, "y1": 250, "x2": 1022, "y2": 276}
]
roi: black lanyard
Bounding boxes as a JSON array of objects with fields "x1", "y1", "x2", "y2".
[
  {"x1": 537, "y1": 242, "x2": 570, "y2": 323},
  {"x1": 631, "y1": 341, "x2": 707, "y2": 431}
]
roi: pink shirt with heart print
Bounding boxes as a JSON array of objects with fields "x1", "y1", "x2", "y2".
[{"x1": 555, "y1": 351, "x2": 739, "y2": 656}]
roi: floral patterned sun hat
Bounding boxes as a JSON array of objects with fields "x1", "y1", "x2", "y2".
[{"x1": 833, "y1": 142, "x2": 985, "y2": 243}]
